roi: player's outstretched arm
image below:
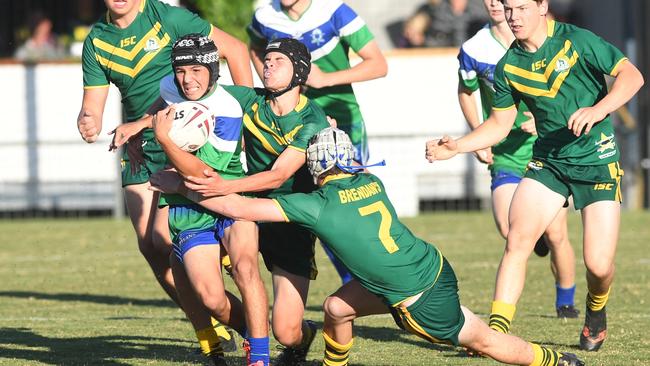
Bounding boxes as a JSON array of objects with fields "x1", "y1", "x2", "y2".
[
  {"x1": 152, "y1": 105, "x2": 211, "y2": 177},
  {"x1": 425, "y1": 107, "x2": 516, "y2": 163},
  {"x1": 184, "y1": 147, "x2": 305, "y2": 197},
  {"x1": 306, "y1": 40, "x2": 387, "y2": 89},
  {"x1": 150, "y1": 169, "x2": 284, "y2": 222},
  {"x1": 77, "y1": 87, "x2": 108, "y2": 143},
  {"x1": 568, "y1": 60, "x2": 644, "y2": 136},
  {"x1": 210, "y1": 26, "x2": 253, "y2": 87}
]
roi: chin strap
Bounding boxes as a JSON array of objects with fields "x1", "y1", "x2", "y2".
[{"x1": 337, "y1": 160, "x2": 386, "y2": 173}]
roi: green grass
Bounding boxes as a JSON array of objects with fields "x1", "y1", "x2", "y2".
[{"x1": 1, "y1": 211, "x2": 649, "y2": 365}]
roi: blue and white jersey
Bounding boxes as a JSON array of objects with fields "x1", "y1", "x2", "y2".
[
  {"x1": 248, "y1": 0, "x2": 370, "y2": 63},
  {"x1": 458, "y1": 25, "x2": 507, "y2": 99},
  {"x1": 159, "y1": 75, "x2": 245, "y2": 180}
]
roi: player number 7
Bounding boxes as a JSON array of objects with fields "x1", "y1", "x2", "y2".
[{"x1": 358, "y1": 201, "x2": 399, "y2": 254}]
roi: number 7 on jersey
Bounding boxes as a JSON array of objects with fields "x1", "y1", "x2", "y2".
[{"x1": 358, "y1": 201, "x2": 399, "y2": 254}]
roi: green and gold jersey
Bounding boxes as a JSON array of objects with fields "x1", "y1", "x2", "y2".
[
  {"x1": 223, "y1": 85, "x2": 330, "y2": 198},
  {"x1": 82, "y1": 0, "x2": 211, "y2": 123},
  {"x1": 274, "y1": 173, "x2": 442, "y2": 306},
  {"x1": 493, "y1": 20, "x2": 626, "y2": 165}
]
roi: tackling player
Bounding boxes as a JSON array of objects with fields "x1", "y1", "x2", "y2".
[
  {"x1": 426, "y1": 0, "x2": 644, "y2": 351},
  {"x1": 151, "y1": 127, "x2": 585, "y2": 366},
  {"x1": 247, "y1": 0, "x2": 388, "y2": 285},
  {"x1": 457, "y1": 0, "x2": 578, "y2": 319},
  {"x1": 76, "y1": 0, "x2": 252, "y2": 359}
]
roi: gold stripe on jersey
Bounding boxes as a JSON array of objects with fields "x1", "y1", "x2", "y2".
[
  {"x1": 503, "y1": 40, "x2": 573, "y2": 83},
  {"x1": 547, "y1": 19, "x2": 556, "y2": 37},
  {"x1": 83, "y1": 84, "x2": 109, "y2": 89},
  {"x1": 286, "y1": 145, "x2": 306, "y2": 153},
  {"x1": 92, "y1": 22, "x2": 164, "y2": 61},
  {"x1": 271, "y1": 199, "x2": 290, "y2": 222},
  {"x1": 506, "y1": 48, "x2": 579, "y2": 98},
  {"x1": 251, "y1": 103, "x2": 287, "y2": 145},
  {"x1": 610, "y1": 57, "x2": 629, "y2": 76},
  {"x1": 243, "y1": 113, "x2": 280, "y2": 156},
  {"x1": 295, "y1": 95, "x2": 308, "y2": 112},
  {"x1": 493, "y1": 104, "x2": 516, "y2": 111},
  {"x1": 93, "y1": 29, "x2": 170, "y2": 78}
]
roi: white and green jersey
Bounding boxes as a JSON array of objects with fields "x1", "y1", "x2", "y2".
[
  {"x1": 458, "y1": 25, "x2": 535, "y2": 175},
  {"x1": 247, "y1": 0, "x2": 374, "y2": 134},
  {"x1": 158, "y1": 75, "x2": 245, "y2": 207},
  {"x1": 82, "y1": 0, "x2": 212, "y2": 122}
]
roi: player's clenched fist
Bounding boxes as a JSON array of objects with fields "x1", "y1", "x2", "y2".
[
  {"x1": 77, "y1": 110, "x2": 99, "y2": 143},
  {"x1": 425, "y1": 135, "x2": 459, "y2": 163}
]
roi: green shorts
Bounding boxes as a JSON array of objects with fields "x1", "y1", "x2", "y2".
[
  {"x1": 525, "y1": 159, "x2": 623, "y2": 210},
  {"x1": 392, "y1": 258, "x2": 464, "y2": 346},
  {"x1": 121, "y1": 129, "x2": 168, "y2": 187},
  {"x1": 258, "y1": 222, "x2": 318, "y2": 280}
]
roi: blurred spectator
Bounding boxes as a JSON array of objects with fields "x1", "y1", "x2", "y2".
[
  {"x1": 14, "y1": 12, "x2": 66, "y2": 61},
  {"x1": 401, "y1": 0, "x2": 488, "y2": 48}
]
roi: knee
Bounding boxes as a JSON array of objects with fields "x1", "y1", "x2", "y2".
[
  {"x1": 323, "y1": 296, "x2": 352, "y2": 323},
  {"x1": 585, "y1": 260, "x2": 614, "y2": 281},
  {"x1": 543, "y1": 229, "x2": 568, "y2": 250},
  {"x1": 496, "y1": 222, "x2": 509, "y2": 240},
  {"x1": 504, "y1": 232, "x2": 535, "y2": 257},
  {"x1": 196, "y1": 286, "x2": 228, "y2": 317},
  {"x1": 272, "y1": 321, "x2": 303, "y2": 347},
  {"x1": 232, "y1": 257, "x2": 259, "y2": 285}
]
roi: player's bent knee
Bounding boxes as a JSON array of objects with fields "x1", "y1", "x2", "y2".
[
  {"x1": 272, "y1": 323, "x2": 303, "y2": 346},
  {"x1": 232, "y1": 258, "x2": 258, "y2": 283},
  {"x1": 322, "y1": 295, "x2": 352, "y2": 322}
]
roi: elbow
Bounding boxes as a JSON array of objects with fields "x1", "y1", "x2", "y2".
[{"x1": 377, "y1": 58, "x2": 388, "y2": 78}]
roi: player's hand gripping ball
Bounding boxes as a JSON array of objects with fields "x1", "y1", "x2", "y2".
[{"x1": 168, "y1": 101, "x2": 215, "y2": 152}]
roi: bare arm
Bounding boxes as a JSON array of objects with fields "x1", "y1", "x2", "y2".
[
  {"x1": 197, "y1": 194, "x2": 285, "y2": 222},
  {"x1": 210, "y1": 26, "x2": 254, "y2": 87},
  {"x1": 568, "y1": 60, "x2": 644, "y2": 136},
  {"x1": 249, "y1": 45, "x2": 265, "y2": 81},
  {"x1": 149, "y1": 170, "x2": 285, "y2": 221},
  {"x1": 184, "y1": 147, "x2": 306, "y2": 197},
  {"x1": 458, "y1": 83, "x2": 493, "y2": 164},
  {"x1": 77, "y1": 87, "x2": 109, "y2": 143},
  {"x1": 306, "y1": 40, "x2": 388, "y2": 89},
  {"x1": 425, "y1": 107, "x2": 517, "y2": 162}
]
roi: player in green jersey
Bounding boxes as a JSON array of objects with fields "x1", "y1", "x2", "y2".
[
  {"x1": 247, "y1": 0, "x2": 389, "y2": 286},
  {"x1": 75, "y1": 0, "x2": 252, "y2": 358},
  {"x1": 176, "y1": 38, "x2": 329, "y2": 365},
  {"x1": 457, "y1": 0, "x2": 578, "y2": 319},
  {"x1": 150, "y1": 127, "x2": 584, "y2": 366},
  {"x1": 426, "y1": 0, "x2": 644, "y2": 351}
]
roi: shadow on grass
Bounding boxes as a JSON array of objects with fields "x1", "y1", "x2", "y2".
[
  {"x1": 0, "y1": 291, "x2": 175, "y2": 308},
  {"x1": 0, "y1": 327, "x2": 241, "y2": 365}
]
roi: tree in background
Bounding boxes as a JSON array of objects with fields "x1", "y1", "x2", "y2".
[{"x1": 189, "y1": 0, "x2": 255, "y2": 42}]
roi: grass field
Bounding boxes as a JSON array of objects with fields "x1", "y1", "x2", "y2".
[{"x1": 1, "y1": 211, "x2": 649, "y2": 365}]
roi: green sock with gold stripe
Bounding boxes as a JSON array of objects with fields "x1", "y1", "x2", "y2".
[
  {"x1": 489, "y1": 300, "x2": 516, "y2": 333},
  {"x1": 322, "y1": 331, "x2": 352, "y2": 366}
]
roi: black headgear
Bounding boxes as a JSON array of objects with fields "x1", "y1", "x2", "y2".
[
  {"x1": 171, "y1": 33, "x2": 219, "y2": 98},
  {"x1": 264, "y1": 38, "x2": 311, "y2": 97}
]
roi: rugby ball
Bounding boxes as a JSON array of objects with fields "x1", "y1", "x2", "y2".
[{"x1": 168, "y1": 101, "x2": 215, "y2": 152}]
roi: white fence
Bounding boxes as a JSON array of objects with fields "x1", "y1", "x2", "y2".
[{"x1": 0, "y1": 49, "x2": 490, "y2": 217}]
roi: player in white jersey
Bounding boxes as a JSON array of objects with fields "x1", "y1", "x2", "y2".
[
  {"x1": 140, "y1": 34, "x2": 270, "y2": 366},
  {"x1": 247, "y1": 0, "x2": 387, "y2": 287},
  {"x1": 457, "y1": 0, "x2": 578, "y2": 320}
]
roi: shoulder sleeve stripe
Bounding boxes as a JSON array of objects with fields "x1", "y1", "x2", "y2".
[
  {"x1": 493, "y1": 105, "x2": 516, "y2": 111},
  {"x1": 332, "y1": 2, "x2": 360, "y2": 31},
  {"x1": 610, "y1": 57, "x2": 629, "y2": 76},
  {"x1": 83, "y1": 84, "x2": 110, "y2": 89},
  {"x1": 271, "y1": 199, "x2": 290, "y2": 222},
  {"x1": 287, "y1": 145, "x2": 305, "y2": 153}
]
